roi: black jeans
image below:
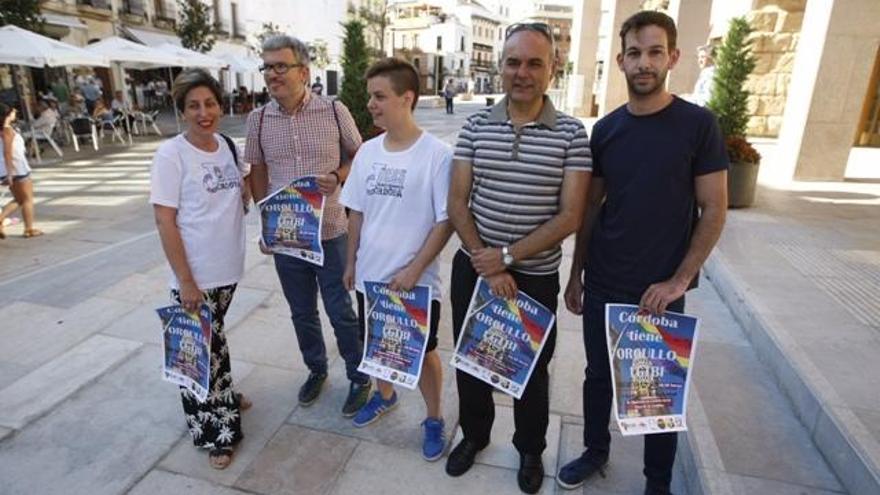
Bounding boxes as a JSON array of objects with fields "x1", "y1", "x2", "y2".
[
  {"x1": 451, "y1": 250, "x2": 558, "y2": 454},
  {"x1": 582, "y1": 283, "x2": 682, "y2": 490},
  {"x1": 445, "y1": 97, "x2": 454, "y2": 114}
]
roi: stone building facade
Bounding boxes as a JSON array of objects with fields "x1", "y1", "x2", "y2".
[{"x1": 743, "y1": 0, "x2": 805, "y2": 137}]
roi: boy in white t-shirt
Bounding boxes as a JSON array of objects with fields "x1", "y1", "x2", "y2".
[{"x1": 340, "y1": 58, "x2": 453, "y2": 461}]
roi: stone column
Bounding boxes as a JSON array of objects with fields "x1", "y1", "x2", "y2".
[
  {"x1": 598, "y1": 0, "x2": 643, "y2": 116},
  {"x1": 569, "y1": 0, "x2": 601, "y2": 117},
  {"x1": 666, "y1": 0, "x2": 714, "y2": 96},
  {"x1": 774, "y1": 0, "x2": 880, "y2": 181}
]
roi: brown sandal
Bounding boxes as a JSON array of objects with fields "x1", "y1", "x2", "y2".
[
  {"x1": 23, "y1": 228, "x2": 43, "y2": 238},
  {"x1": 208, "y1": 447, "x2": 235, "y2": 470}
]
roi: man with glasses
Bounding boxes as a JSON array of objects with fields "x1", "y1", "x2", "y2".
[
  {"x1": 556, "y1": 12, "x2": 728, "y2": 495},
  {"x1": 244, "y1": 34, "x2": 372, "y2": 417},
  {"x1": 446, "y1": 21, "x2": 591, "y2": 494}
]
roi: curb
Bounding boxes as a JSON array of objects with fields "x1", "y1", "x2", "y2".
[
  {"x1": 678, "y1": 384, "x2": 738, "y2": 495},
  {"x1": 703, "y1": 250, "x2": 880, "y2": 495}
]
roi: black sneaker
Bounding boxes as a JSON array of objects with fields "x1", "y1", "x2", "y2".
[
  {"x1": 556, "y1": 449, "x2": 609, "y2": 490},
  {"x1": 644, "y1": 485, "x2": 673, "y2": 495},
  {"x1": 342, "y1": 381, "x2": 372, "y2": 417},
  {"x1": 518, "y1": 453, "x2": 544, "y2": 494},
  {"x1": 445, "y1": 439, "x2": 484, "y2": 477},
  {"x1": 298, "y1": 372, "x2": 327, "y2": 406}
]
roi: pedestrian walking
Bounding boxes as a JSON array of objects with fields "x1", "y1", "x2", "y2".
[
  {"x1": 244, "y1": 34, "x2": 372, "y2": 417},
  {"x1": 443, "y1": 79, "x2": 456, "y2": 114},
  {"x1": 555, "y1": 11, "x2": 729, "y2": 495},
  {"x1": 311, "y1": 76, "x2": 324, "y2": 96},
  {"x1": 82, "y1": 77, "x2": 101, "y2": 115},
  {"x1": 0, "y1": 103, "x2": 42, "y2": 239},
  {"x1": 445, "y1": 22, "x2": 592, "y2": 494},
  {"x1": 339, "y1": 58, "x2": 453, "y2": 460},
  {"x1": 149, "y1": 69, "x2": 253, "y2": 470}
]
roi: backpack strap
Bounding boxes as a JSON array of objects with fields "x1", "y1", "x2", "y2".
[
  {"x1": 257, "y1": 104, "x2": 268, "y2": 162},
  {"x1": 219, "y1": 132, "x2": 239, "y2": 167},
  {"x1": 330, "y1": 99, "x2": 346, "y2": 167}
]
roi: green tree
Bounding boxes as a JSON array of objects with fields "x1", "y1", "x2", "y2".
[
  {"x1": 251, "y1": 21, "x2": 281, "y2": 53},
  {"x1": 176, "y1": 0, "x2": 215, "y2": 53},
  {"x1": 339, "y1": 19, "x2": 372, "y2": 137},
  {"x1": 707, "y1": 17, "x2": 756, "y2": 139},
  {"x1": 308, "y1": 39, "x2": 330, "y2": 70},
  {"x1": 0, "y1": 0, "x2": 44, "y2": 32},
  {"x1": 348, "y1": 0, "x2": 390, "y2": 59}
]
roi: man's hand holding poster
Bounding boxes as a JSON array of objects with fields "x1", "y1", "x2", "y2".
[
  {"x1": 605, "y1": 304, "x2": 700, "y2": 436},
  {"x1": 358, "y1": 282, "x2": 432, "y2": 389},
  {"x1": 157, "y1": 304, "x2": 212, "y2": 402},
  {"x1": 258, "y1": 175, "x2": 325, "y2": 266},
  {"x1": 452, "y1": 278, "x2": 555, "y2": 399}
]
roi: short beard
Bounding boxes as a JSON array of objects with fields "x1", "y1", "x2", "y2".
[{"x1": 625, "y1": 70, "x2": 668, "y2": 96}]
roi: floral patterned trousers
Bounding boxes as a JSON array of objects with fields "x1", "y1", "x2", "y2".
[{"x1": 170, "y1": 283, "x2": 243, "y2": 450}]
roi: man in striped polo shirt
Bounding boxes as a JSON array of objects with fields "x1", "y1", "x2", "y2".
[{"x1": 445, "y1": 22, "x2": 592, "y2": 494}]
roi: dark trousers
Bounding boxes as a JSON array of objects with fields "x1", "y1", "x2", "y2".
[
  {"x1": 445, "y1": 97, "x2": 454, "y2": 114},
  {"x1": 274, "y1": 234, "x2": 368, "y2": 384},
  {"x1": 171, "y1": 284, "x2": 243, "y2": 449},
  {"x1": 582, "y1": 283, "x2": 682, "y2": 490},
  {"x1": 451, "y1": 250, "x2": 558, "y2": 454}
]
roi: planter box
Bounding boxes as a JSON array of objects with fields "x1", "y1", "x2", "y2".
[{"x1": 728, "y1": 160, "x2": 760, "y2": 208}]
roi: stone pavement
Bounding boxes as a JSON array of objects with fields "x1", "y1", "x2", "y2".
[
  {"x1": 0, "y1": 102, "x2": 852, "y2": 495},
  {"x1": 703, "y1": 176, "x2": 880, "y2": 495}
]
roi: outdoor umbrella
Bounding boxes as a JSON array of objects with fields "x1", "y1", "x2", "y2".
[
  {"x1": 0, "y1": 25, "x2": 110, "y2": 162},
  {"x1": 86, "y1": 37, "x2": 187, "y2": 133},
  {"x1": 156, "y1": 43, "x2": 226, "y2": 70},
  {"x1": 210, "y1": 50, "x2": 262, "y2": 115}
]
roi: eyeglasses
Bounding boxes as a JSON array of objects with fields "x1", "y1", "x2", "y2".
[
  {"x1": 259, "y1": 62, "x2": 305, "y2": 75},
  {"x1": 504, "y1": 22, "x2": 554, "y2": 44}
]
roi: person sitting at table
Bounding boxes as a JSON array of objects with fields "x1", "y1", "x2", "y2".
[
  {"x1": 32, "y1": 100, "x2": 59, "y2": 136},
  {"x1": 92, "y1": 99, "x2": 114, "y2": 124},
  {"x1": 68, "y1": 91, "x2": 88, "y2": 117}
]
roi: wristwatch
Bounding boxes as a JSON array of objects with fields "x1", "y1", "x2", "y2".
[{"x1": 501, "y1": 246, "x2": 514, "y2": 266}]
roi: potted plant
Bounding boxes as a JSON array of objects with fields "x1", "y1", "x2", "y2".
[{"x1": 707, "y1": 17, "x2": 761, "y2": 208}]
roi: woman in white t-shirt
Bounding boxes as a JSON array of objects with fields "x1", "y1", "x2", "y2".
[
  {"x1": 149, "y1": 69, "x2": 252, "y2": 470},
  {"x1": 0, "y1": 102, "x2": 42, "y2": 239}
]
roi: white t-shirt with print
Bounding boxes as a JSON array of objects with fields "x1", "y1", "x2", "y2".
[
  {"x1": 150, "y1": 133, "x2": 248, "y2": 290},
  {"x1": 340, "y1": 131, "x2": 452, "y2": 300}
]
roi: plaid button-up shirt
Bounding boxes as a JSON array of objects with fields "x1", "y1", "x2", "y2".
[{"x1": 244, "y1": 92, "x2": 362, "y2": 240}]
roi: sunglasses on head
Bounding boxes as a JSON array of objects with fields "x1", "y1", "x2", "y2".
[{"x1": 504, "y1": 22, "x2": 554, "y2": 44}]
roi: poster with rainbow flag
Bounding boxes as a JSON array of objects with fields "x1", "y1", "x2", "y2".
[
  {"x1": 358, "y1": 281, "x2": 432, "y2": 389},
  {"x1": 258, "y1": 175, "x2": 325, "y2": 266},
  {"x1": 605, "y1": 304, "x2": 700, "y2": 436},
  {"x1": 157, "y1": 303, "x2": 212, "y2": 402},
  {"x1": 451, "y1": 278, "x2": 555, "y2": 399}
]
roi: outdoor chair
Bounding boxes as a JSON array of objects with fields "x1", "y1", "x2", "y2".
[
  {"x1": 20, "y1": 120, "x2": 63, "y2": 158},
  {"x1": 140, "y1": 110, "x2": 162, "y2": 136},
  {"x1": 69, "y1": 117, "x2": 99, "y2": 152},
  {"x1": 98, "y1": 115, "x2": 126, "y2": 144}
]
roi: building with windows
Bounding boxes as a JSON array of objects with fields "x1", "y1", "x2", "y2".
[{"x1": 570, "y1": 0, "x2": 880, "y2": 182}]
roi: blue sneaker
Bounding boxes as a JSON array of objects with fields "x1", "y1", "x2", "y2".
[
  {"x1": 421, "y1": 417, "x2": 446, "y2": 461},
  {"x1": 352, "y1": 391, "x2": 398, "y2": 428}
]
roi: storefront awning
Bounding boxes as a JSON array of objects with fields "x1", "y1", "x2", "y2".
[
  {"x1": 41, "y1": 12, "x2": 88, "y2": 30},
  {"x1": 122, "y1": 26, "x2": 181, "y2": 47}
]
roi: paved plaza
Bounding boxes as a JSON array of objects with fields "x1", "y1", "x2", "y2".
[{"x1": 0, "y1": 101, "x2": 876, "y2": 494}]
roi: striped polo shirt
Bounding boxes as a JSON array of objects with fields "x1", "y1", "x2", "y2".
[{"x1": 454, "y1": 97, "x2": 592, "y2": 275}]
